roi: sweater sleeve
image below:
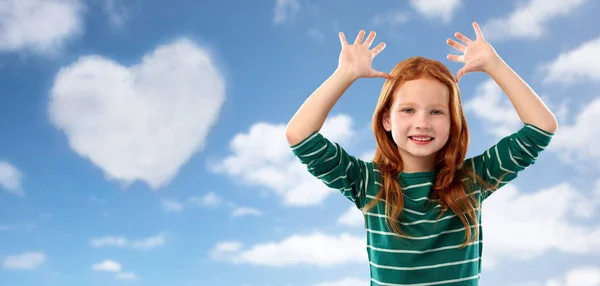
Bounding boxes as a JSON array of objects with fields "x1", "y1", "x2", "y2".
[
  {"x1": 290, "y1": 132, "x2": 371, "y2": 209},
  {"x1": 465, "y1": 124, "x2": 554, "y2": 201}
]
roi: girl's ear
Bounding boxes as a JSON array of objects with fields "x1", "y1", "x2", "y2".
[{"x1": 382, "y1": 109, "x2": 391, "y2": 132}]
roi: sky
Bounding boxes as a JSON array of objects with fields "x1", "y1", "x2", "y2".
[{"x1": 1, "y1": 0, "x2": 600, "y2": 285}]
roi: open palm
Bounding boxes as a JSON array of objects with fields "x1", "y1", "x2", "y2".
[
  {"x1": 446, "y1": 22, "x2": 500, "y2": 82},
  {"x1": 338, "y1": 30, "x2": 390, "y2": 80}
]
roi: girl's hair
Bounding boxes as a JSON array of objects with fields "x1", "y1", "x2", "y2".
[{"x1": 364, "y1": 56, "x2": 499, "y2": 247}]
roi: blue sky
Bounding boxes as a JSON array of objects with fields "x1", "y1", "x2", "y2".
[{"x1": 1, "y1": 0, "x2": 600, "y2": 285}]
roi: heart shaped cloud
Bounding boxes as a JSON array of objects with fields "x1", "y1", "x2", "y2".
[{"x1": 48, "y1": 38, "x2": 226, "y2": 189}]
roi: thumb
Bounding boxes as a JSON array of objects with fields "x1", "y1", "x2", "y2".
[
  {"x1": 371, "y1": 69, "x2": 392, "y2": 79},
  {"x1": 456, "y1": 68, "x2": 467, "y2": 82}
]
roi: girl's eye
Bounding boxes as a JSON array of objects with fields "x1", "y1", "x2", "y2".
[
  {"x1": 431, "y1": 110, "x2": 444, "y2": 115},
  {"x1": 401, "y1": 108, "x2": 414, "y2": 114}
]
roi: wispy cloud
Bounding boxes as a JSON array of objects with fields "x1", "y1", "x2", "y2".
[
  {"x1": 273, "y1": 0, "x2": 300, "y2": 25},
  {"x1": 2, "y1": 252, "x2": 46, "y2": 270},
  {"x1": 0, "y1": 0, "x2": 85, "y2": 55},
  {"x1": 210, "y1": 232, "x2": 366, "y2": 266},
  {"x1": 481, "y1": 0, "x2": 589, "y2": 40},
  {"x1": 0, "y1": 161, "x2": 24, "y2": 195},
  {"x1": 408, "y1": 0, "x2": 462, "y2": 23},
  {"x1": 90, "y1": 233, "x2": 165, "y2": 250}
]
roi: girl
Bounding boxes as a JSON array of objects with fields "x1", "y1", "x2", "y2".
[{"x1": 285, "y1": 22, "x2": 557, "y2": 285}]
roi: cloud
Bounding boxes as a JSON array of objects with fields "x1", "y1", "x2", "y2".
[
  {"x1": 162, "y1": 199, "x2": 184, "y2": 213},
  {"x1": 408, "y1": 0, "x2": 462, "y2": 23},
  {"x1": 541, "y1": 36, "x2": 600, "y2": 84},
  {"x1": 511, "y1": 266, "x2": 600, "y2": 286},
  {"x1": 231, "y1": 207, "x2": 263, "y2": 217},
  {"x1": 546, "y1": 96, "x2": 600, "y2": 169},
  {"x1": 189, "y1": 192, "x2": 223, "y2": 207},
  {"x1": 210, "y1": 232, "x2": 366, "y2": 267},
  {"x1": 92, "y1": 259, "x2": 121, "y2": 272},
  {"x1": 481, "y1": 0, "x2": 588, "y2": 40},
  {"x1": 48, "y1": 38, "x2": 226, "y2": 189},
  {"x1": 371, "y1": 11, "x2": 410, "y2": 27},
  {"x1": 481, "y1": 182, "x2": 600, "y2": 269},
  {"x1": 464, "y1": 79, "x2": 521, "y2": 138},
  {"x1": 116, "y1": 271, "x2": 138, "y2": 280},
  {"x1": 273, "y1": 0, "x2": 300, "y2": 25},
  {"x1": 313, "y1": 278, "x2": 370, "y2": 286},
  {"x1": 0, "y1": 0, "x2": 84, "y2": 55},
  {"x1": 92, "y1": 259, "x2": 138, "y2": 280},
  {"x1": 0, "y1": 161, "x2": 24, "y2": 195},
  {"x1": 90, "y1": 233, "x2": 165, "y2": 250},
  {"x1": 2, "y1": 251, "x2": 46, "y2": 270},
  {"x1": 102, "y1": 0, "x2": 128, "y2": 27},
  {"x1": 337, "y1": 206, "x2": 364, "y2": 227},
  {"x1": 212, "y1": 114, "x2": 356, "y2": 207}
]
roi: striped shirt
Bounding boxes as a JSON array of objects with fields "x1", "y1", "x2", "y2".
[{"x1": 290, "y1": 124, "x2": 553, "y2": 285}]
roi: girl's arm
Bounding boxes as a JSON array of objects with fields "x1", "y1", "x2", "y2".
[
  {"x1": 285, "y1": 30, "x2": 391, "y2": 146},
  {"x1": 446, "y1": 22, "x2": 558, "y2": 134},
  {"x1": 482, "y1": 57, "x2": 558, "y2": 133}
]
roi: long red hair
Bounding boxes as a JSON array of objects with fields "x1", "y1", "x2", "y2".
[{"x1": 364, "y1": 56, "x2": 494, "y2": 247}]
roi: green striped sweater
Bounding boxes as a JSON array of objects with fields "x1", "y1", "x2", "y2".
[{"x1": 291, "y1": 124, "x2": 553, "y2": 285}]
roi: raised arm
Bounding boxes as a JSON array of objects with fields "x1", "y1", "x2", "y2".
[
  {"x1": 285, "y1": 30, "x2": 391, "y2": 146},
  {"x1": 446, "y1": 21, "x2": 558, "y2": 134}
]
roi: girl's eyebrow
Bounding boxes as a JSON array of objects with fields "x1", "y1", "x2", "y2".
[{"x1": 397, "y1": 102, "x2": 449, "y2": 109}]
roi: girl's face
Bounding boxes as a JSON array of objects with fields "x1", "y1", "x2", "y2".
[{"x1": 382, "y1": 78, "x2": 451, "y2": 172}]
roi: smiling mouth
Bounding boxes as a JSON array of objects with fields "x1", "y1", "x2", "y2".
[{"x1": 409, "y1": 136, "x2": 434, "y2": 142}]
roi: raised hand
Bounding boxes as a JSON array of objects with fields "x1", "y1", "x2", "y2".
[
  {"x1": 446, "y1": 22, "x2": 501, "y2": 82},
  {"x1": 338, "y1": 30, "x2": 391, "y2": 80}
]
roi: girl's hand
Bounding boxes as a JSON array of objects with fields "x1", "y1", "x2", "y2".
[
  {"x1": 337, "y1": 30, "x2": 391, "y2": 80},
  {"x1": 446, "y1": 22, "x2": 501, "y2": 82}
]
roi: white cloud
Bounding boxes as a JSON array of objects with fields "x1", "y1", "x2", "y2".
[
  {"x1": 0, "y1": 0, "x2": 84, "y2": 55},
  {"x1": 210, "y1": 232, "x2": 366, "y2": 266},
  {"x1": 162, "y1": 199, "x2": 183, "y2": 213},
  {"x1": 545, "y1": 266, "x2": 600, "y2": 286},
  {"x1": 0, "y1": 161, "x2": 24, "y2": 195},
  {"x1": 273, "y1": 0, "x2": 300, "y2": 25},
  {"x1": 541, "y1": 36, "x2": 600, "y2": 84},
  {"x1": 313, "y1": 278, "x2": 369, "y2": 286},
  {"x1": 92, "y1": 259, "x2": 121, "y2": 272},
  {"x1": 232, "y1": 207, "x2": 262, "y2": 217},
  {"x1": 511, "y1": 266, "x2": 600, "y2": 286},
  {"x1": 212, "y1": 114, "x2": 356, "y2": 206},
  {"x1": 464, "y1": 79, "x2": 521, "y2": 138},
  {"x1": 102, "y1": 0, "x2": 128, "y2": 27},
  {"x1": 547, "y1": 96, "x2": 600, "y2": 169},
  {"x1": 48, "y1": 38, "x2": 226, "y2": 189},
  {"x1": 337, "y1": 206, "x2": 364, "y2": 227},
  {"x1": 408, "y1": 0, "x2": 462, "y2": 23},
  {"x1": 90, "y1": 233, "x2": 165, "y2": 250},
  {"x1": 116, "y1": 271, "x2": 138, "y2": 280},
  {"x1": 2, "y1": 251, "x2": 46, "y2": 270},
  {"x1": 189, "y1": 192, "x2": 223, "y2": 207},
  {"x1": 481, "y1": 0, "x2": 588, "y2": 40},
  {"x1": 481, "y1": 183, "x2": 600, "y2": 269},
  {"x1": 92, "y1": 259, "x2": 138, "y2": 280}
]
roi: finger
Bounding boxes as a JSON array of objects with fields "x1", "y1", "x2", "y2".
[
  {"x1": 446, "y1": 54, "x2": 464, "y2": 63},
  {"x1": 354, "y1": 30, "x2": 365, "y2": 45},
  {"x1": 371, "y1": 42, "x2": 387, "y2": 57},
  {"x1": 446, "y1": 38, "x2": 466, "y2": 53},
  {"x1": 473, "y1": 22, "x2": 484, "y2": 40},
  {"x1": 371, "y1": 70, "x2": 392, "y2": 79},
  {"x1": 456, "y1": 68, "x2": 467, "y2": 82},
  {"x1": 363, "y1": 31, "x2": 376, "y2": 48},
  {"x1": 339, "y1": 32, "x2": 348, "y2": 47},
  {"x1": 455, "y1": 32, "x2": 473, "y2": 45}
]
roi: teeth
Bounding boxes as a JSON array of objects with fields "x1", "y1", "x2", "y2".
[{"x1": 411, "y1": 137, "x2": 432, "y2": 141}]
